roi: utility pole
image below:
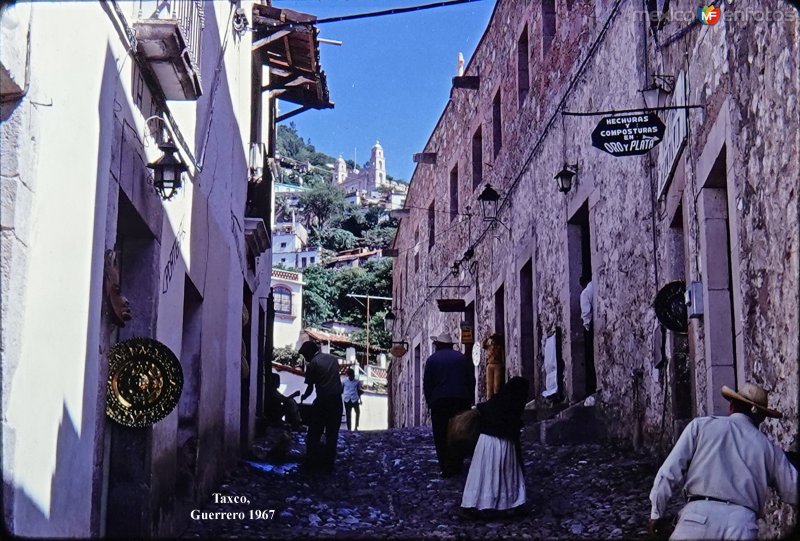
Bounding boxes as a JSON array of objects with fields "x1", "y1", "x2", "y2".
[{"x1": 346, "y1": 293, "x2": 392, "y2": 367}]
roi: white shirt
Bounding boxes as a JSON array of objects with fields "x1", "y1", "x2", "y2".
[
  {"x1": 649, "y1": 413, "x2": 798, "y2": 519},
  {"x1": 580, "y1": 281, "x2": 594, "y2": 330},
  {"x1": 342, "y1": 377, "x2": 361, "y2": 403}
]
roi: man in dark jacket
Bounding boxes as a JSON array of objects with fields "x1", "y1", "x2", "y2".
[
  {"x1": 423, "y1": 332, "x2": 476, "y2": 477},
  {"x1": 299, "y1": 341, "x2": 343, "y2": 473}
]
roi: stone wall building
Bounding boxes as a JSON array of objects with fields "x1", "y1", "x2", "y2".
[
  {"x1": 389, "y1": 0, "x2": 798, "y2": 535},
  {"x1": 1, "y1": 1, "x2": 330, "y2": 537}
]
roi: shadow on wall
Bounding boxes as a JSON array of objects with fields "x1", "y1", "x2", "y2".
[
  {"x1": 184, "y1": 1, "x2": 251, "y2": 532},
  {"x1": 188, "y1": 0, "x2": 250, "y2": 481},
  {"x1": 4, "y1": 41, "x2": 118, "y2": 537},
  {"x1": 4, "y1": 402, "x2": 97, "y2": 537}
]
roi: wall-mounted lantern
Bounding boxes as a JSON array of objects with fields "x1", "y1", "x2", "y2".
[
  {"x1": 147, "y1": 142, "x2": 188, "y2": 200},
  {"x1": 554, "y1": 164, "x2": 578, "y2": 193},
  {"x1": 477, "y1": 183, "x2": 501, "y2": 221},
  {"x1": 641, "y1": 74, "x2": 675, "y2": 110},
  {"x1": 383, "y1": 309, "x2": 397, "y2": 334}
]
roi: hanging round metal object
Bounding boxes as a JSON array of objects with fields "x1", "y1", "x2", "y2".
[
  {"x1": 654, "y1": 280, "x2": 688, "y2": 334},
  {"x1": 106, "y1": 337, "x2": 183, "y2": 427}
]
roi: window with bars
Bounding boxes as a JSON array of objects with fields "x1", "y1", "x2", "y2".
[
  {"x1": 493, "y1": 91, "x2": 502, "y2": 158},
  {"x1": 543, "y1": 0, "x2": 557, "y2": 55},
  {"x1": 449, "y1": 165, "x2": 459, "y2": 221},
  {"x1": 414, "y1": 228, "x2": 420, "y2": 272},
  {"x1": 472, "y1": 127, "x2": 483, "y2": 190},
  {"x1": 274, "y1": 286, "x2": 292, "y2": 315},
  {"x1": 428, "y1": 202, "x2": 436, "y2": 249},
  {"x1": 518, "y1": 25, "x2": 530, "y2": 107}
]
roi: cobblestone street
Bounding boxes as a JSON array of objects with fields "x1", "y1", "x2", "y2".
[{"x1": 183, "y1": 426, "x2": 680, "y2": 539}]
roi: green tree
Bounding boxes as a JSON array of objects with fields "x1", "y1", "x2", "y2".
[
  {"x1": 273, "y1": 345, "x2": 303, "y2": 368},
  {"x1": 311, "y1": 227, "x2": 357, "y2": 251},
  {"x1": 331, "y1": 259, "x2": 393, "y2": 325},
  {"x1": 352, "y1": 309, "x2": 392, "y2": 351},
  {"x1": 296, "y1": 179, "x2": 349, "y2": 229},
  {"x1": 301, "y1": 265, "x2": 338, "y2": 327},
  {"x1": 360, "y1": 225, "x2": 397, "y2": 250},
  {"x1": 339, "y1": 208, "x2": 368, "y2": 237}
]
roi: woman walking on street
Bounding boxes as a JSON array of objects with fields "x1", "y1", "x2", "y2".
[{"x1": 461, "y1": 376, "x2": 529, "y2": 514}]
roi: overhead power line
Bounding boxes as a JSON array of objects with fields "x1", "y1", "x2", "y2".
[{"x1": 272, "y1": 0, "x2": 489, "y2": 29}]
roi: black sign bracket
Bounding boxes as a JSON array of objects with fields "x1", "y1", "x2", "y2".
[{"x1": 561, "y1": 104, "x2": 703, "y2": 117}]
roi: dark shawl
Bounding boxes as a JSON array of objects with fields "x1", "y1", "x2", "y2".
[{"x1": 476, "y1": 376, "x2": 529, "y2": 440}]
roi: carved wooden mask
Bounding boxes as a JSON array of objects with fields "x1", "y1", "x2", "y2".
[{"x1": 104, "y1": 249, "x2": 132, "y2": 327}]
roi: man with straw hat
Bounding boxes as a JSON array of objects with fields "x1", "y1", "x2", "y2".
[
  {"x1": 423, "y1": 331, "x2": 475, "y2": 478},
  {"x1": 648, "y1": 382, "x2": 798, "y2": 540}
]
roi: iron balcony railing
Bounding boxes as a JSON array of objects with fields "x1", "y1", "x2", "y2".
[{"x1": 170, "y1": 0, "x2": 205, "y2": 70}]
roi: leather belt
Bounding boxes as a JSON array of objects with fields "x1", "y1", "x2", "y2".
[
  {"x1": 687, "y1": 495, "x2": 756, "y2": 514},
  {"x1": 687, "y1": 495, "x2": 732, "y2": 504}
]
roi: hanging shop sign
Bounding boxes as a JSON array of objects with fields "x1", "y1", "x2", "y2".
[
  {"x1": 390, "y1": 341, "x2": 409, "y2": 358},
  {"x1": 106, "y1": 337, "x2": 184, "y2": 427},
  {"x1": 591, "y1": 112, "x2": 666, "y2": 157},
  {"x1": 654, "y1": 280, "x2": 688, "y2": 333},
  {"x1": 460, "y1": 324, "x2": 474, "y2": 345}
]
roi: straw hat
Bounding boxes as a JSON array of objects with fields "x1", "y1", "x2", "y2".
[
  {"x1": 721, "y1": 382, "x2": 782, "y2": 418},
  {"x1": 430, "y1": 332, "x2": 456, "y2": 344}
]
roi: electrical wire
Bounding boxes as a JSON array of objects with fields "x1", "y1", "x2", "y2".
[
  {"x1": 394, "y1": 212, "x2": 470, "y2": 256},
  {"x1": 397, "y1": 0, "x2": 627, "y2": 341},
  {"x1": 393, "y1": 202, "x2": 473, "y2": 217},
  {"x1": 270, "y1": 0, "x2": 489, "y2": 30},
  {"x1": 463, "y1": 0, "x2": 627, "y2": 263}
]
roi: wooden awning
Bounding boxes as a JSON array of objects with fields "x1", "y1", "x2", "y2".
[{"x1": 252, "y1": 4, "x2": 333, "y2": 112}]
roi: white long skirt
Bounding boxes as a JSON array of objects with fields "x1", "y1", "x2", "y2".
[{"x1": 460, "y1": 434, "x2": 526, "y2": 510}]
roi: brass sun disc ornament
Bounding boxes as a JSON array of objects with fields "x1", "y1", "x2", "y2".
[{"x1": 107, "y1": 338, "x2": 184, "y2": 427}]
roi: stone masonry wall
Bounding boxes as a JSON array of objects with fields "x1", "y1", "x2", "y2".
[
  {"x1": 392, "y1": 0, "x2": 800, "y2": 536},
  {"x1": 391, "y1": 3, "x2": 799, "y2": 534}
]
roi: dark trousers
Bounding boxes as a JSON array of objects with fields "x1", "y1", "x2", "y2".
[
  {"x1": 430, "y1": 397, "x2": 471, "y2": 476},
  {"x1": 344, "y1": 400, "x2": 360, "y2": 431},
  {"x1": 306, "y1": 395, "x2": 343, "y2": 470}
]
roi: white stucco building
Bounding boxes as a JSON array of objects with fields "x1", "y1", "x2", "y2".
[
  {"x1": 272, "y1": 220, "x2": 322, "y2": 269},
  {"x1": 0, "y1": 1, "x2": 331, "y2": 537},
  {"x1": 271, "y1": 268, "x2": 305, "y2": 349}
]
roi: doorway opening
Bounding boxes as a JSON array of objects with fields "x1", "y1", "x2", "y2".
[
  {"x1": 519, "y1": 260, "x2": 535, "y2": 400},
  {"x1": 240, "y1": 284, "x2": 252, "y2": 452},
  {"x1": 413, "y1": 343, "x2": 422, "y2": 425},
  {"x1": 698, "y1": 145, "x2": 739, "y2": 414},
  {"x1": 667, "y1": 205, "x2": 693, "y2": 420},
  {"x1": 176, "y1": 277, "x2": 202, "y2": 500},
  {"x1": 567, "y1": 201, "x2": 596, "y2": 400},
  {"x1": 105, "y1": 191, "x2": 159, "y2": 538}
]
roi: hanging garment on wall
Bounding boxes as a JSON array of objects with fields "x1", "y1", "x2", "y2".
[{"x1": 542, "y1": 334, "x2": 558, "y2": 397}]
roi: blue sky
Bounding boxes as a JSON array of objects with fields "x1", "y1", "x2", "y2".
[{"x1": 274, "y1": 0, "x2": 496, "y2": 181}]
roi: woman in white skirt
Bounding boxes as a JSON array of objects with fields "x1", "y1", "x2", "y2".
[{"x1": 461, "y1": 376, "x2": 529, "y2": 513}]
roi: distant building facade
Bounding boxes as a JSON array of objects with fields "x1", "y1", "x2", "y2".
[
  {"x1": 271, "y1": 269, "x2": 305, "y2": 349},
  {"x1": 334, "y1": 141, "x2": 390, "y2": 193},
  {"x1": 325, "y1": 247, "x2": 383, "y2": 269},
  {"x1": 389, "y1": 1, "x2": 798, "y2": 536},
  {"x1": 272, "y1": 221, "x2": 321, "y2": 269},
  {"x1": 333, "y1": 141, "x2": 408, "y2": 210}
]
